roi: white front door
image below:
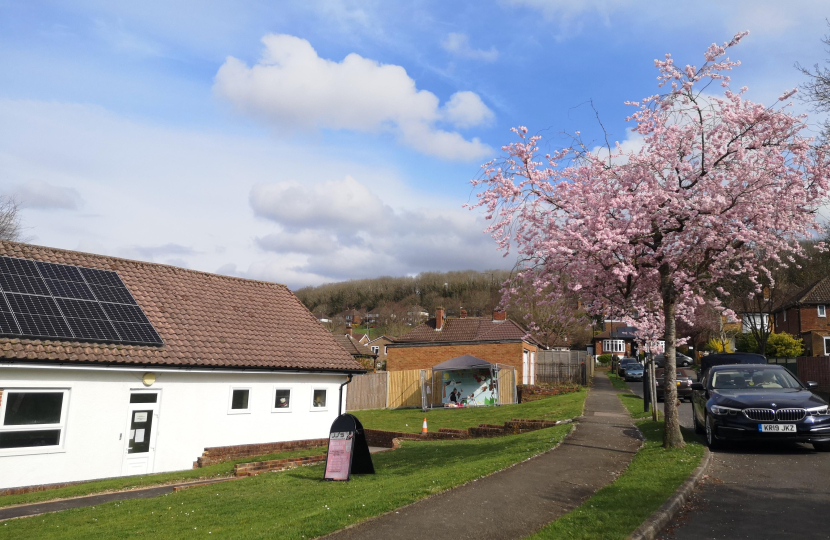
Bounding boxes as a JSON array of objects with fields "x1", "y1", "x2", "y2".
[
  {"x1": 122, "y1": 392, "x2": 160, "y2": 476},
  {"x1": 522, "y1": 350, "x2": 529, "y2": 385}
]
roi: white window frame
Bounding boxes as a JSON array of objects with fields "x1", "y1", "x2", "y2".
[
  {"x1": 371, "y1": 346, "x2": 379, "y2": 354},
  {"x1": 227, "y1": 386, "x2": 252, "y2": 415},
  {"x1": 310, "y1": 388, "x2": 329, "y2": 411},
  {"x1": 271, "y1": 386, "x2": 293, "y2": 413},
  {"x1": 603, "y1": 339, "x2": 625, "y2": 354},
  {"x1": 819, "y1": 305, "x2": 827, "y2": 318},
  {"x1": 825, "y1": 337, "x2": 830, "y2": 356},
  {"x1": 384, "y1": 346, "x2": 388, "y2": 355},
  {"x1": 0, "y1": 388, "x2": 70, "y2": 456}
]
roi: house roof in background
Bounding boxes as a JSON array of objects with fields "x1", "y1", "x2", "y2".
[
  {"x1": 594, "y1": 326, "x2": 638, "y2": 340},
  {"x1": 391, "y1": 317, "x2": 534, "y2": 345},
  {"x1": 0, "y1": 241, "x2": 363, "y2": 372},
  {"x1": 777, "y1": 277, "x2": 830, "y2": 310},
  {"x1": 334, "y1": 334, "x2": 377, "y2": 358}
]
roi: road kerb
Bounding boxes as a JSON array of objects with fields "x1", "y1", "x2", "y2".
[{"x1": 627, "y1": 448, "x2": 712, "y2": 540}]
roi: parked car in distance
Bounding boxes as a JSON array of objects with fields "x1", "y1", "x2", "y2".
[
  {"x1": 690, "y1": 364, "x2": 830, "y2": 450},
  {"x1": 653, "y1": 353, "x2": 694, "y2": 368},
  {"x1": 655, "y1": 368, "x2": 696, "y2": 402},
  {"x1": 617, "y1": 357, "x2": 639, "y2": 378},
  {"x1": 624, "y1": 363, "x2": 645, "y2": 381}
]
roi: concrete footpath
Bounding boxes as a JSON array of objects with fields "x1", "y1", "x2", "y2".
[{"x1": 325, "y1": 372, "x2": 642, "y2": 540}]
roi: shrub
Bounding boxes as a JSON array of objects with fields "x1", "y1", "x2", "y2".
[
  {"x1": 704, "y1": 338, "x2": 734, "y2": 353},
  {"x1": 735, "y1": 333, "x2": 759, "y2": 353},
  {"x1": 597, "y1": 354, "x2": 613, "y2": 365},
  {"x1": 766, "y1": 332, "x2": 804, "y2": 358}
]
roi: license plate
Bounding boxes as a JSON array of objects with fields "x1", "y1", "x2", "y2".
[{"x1": 758, "y1": 424, "x2": 796, "y2": 433}]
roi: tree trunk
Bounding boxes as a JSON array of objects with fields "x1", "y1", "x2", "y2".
[{"x1": 661, "y1": 278, "x2": 686, "y2": 448}]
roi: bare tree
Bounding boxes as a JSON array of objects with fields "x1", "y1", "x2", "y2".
[
  {"x1": 0, "y1": 196, "x2": 21, "y2": 241},
  {"x1": 797, "y1": 21, "x2": 830, "y2": 139}
]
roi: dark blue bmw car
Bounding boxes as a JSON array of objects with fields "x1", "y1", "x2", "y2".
[{"x1": 691, "y1": 364, "x2": 830, "y2": 451}]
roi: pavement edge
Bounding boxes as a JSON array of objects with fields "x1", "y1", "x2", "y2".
[{"x1": 627, "y1": 448, "x2": 712, "y2": 540}]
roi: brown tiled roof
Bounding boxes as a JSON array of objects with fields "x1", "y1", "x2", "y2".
[
  {"x1": 334, "y1": 334, "x2": 377, "y2": 358},
  {"x1": 0, "y1": 241, "x2": 363, "y2": 372},
  {"x1": 391, "y1": 317, "x2": 534, "y2": 345},
  {"x1": 777, "y1": 277, "x2": 830, "y2": 310}
]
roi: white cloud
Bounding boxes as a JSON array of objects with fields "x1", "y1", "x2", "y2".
[
  {"x1": 250, "y1": 175, "x2": 506, "y2": 280},
  {"x1": 442, "y1": 91, "x2": 495, "y2": 129},
  {"x1": 9, "y1": 179, "x2": 83, "y2": 210},
  {"x1": 442, "y1": 33, "x2": 499, "y2": 62},
  {"x1": 214, "y1": 33, "x2": 493, "y2": 161}
]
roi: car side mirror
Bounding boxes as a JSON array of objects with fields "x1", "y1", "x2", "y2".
[
  {"x1": 808, "y1": 381, "x2": 819, "y2": 389},
  {"x1": 691, "y1": 383, "x2": 704, "y2": 391}
]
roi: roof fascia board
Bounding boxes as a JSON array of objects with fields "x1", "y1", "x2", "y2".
[
  {"x1": 0, "y1": 362, "x2": 365, "y2": 375},
  {"x1": 387, "y1": 339, "x2": 530, "y2": 348}
]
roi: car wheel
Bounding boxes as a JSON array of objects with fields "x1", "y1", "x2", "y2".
[
  {"x1": 813, "y1": 442, "x2": 830, "y2": 452},
  {"x1": 705, "y1": 414, "x2": 722, "y2": 450},
  {"x1": 693, "y1": 408, "x2": 704, "y2": 434}
]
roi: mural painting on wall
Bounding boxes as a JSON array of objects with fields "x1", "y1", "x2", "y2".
[{"x1": 441, "y1": 369, "x2": 497, "y2": 406}]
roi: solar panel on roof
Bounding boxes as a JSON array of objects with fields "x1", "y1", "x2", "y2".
[{"x1": 0, "y1": 255, "x2": 163, "y2": 346}]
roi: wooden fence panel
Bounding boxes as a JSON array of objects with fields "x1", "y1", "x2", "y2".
[
  {"x1": 498, "y1": 368, "x2": 517, "y2": 404},
  {"x1": 388, "y1": 369, "x2": 431, "y2": 408},
  {"x1": 345, "y1": 372, "x2": 388, "y2": 411},
  {"x1": 797, "y1": 357, "x2": 830, "y2": 391}
]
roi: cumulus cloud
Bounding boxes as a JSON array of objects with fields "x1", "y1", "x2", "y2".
[
  {"x1": 442, "y1": 33, "x2": 499, "y2": 62},
  {"x1": 214, "y1": 33, "x2": 493, "y2": 161},
  {"x1": 10, "y1": 179, "x2": 83, "y2": 210},
  {"x1": 442, "y1": 91, "x2": 495, "y2": 129},
  {"x1": 250, "y1": 176, "x2": 505, "y2": 280}
]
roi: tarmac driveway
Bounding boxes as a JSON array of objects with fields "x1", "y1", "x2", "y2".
[{"x1": 626, "y1": 379, "x2": 830, "y2": 539}]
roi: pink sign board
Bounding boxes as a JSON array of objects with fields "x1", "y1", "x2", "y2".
[{"x1": 324, "y1": 431, "x2": 354, "y2": 481}]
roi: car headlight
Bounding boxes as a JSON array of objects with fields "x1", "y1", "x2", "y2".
[
  {"x1": 807, "y1": 406, "x2": 829, "y2": 416},
  {"x1": 710, "y1": 405, "x2": 741, "y2": 416}
]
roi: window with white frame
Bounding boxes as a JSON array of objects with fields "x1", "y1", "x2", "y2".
[
  {"x1": 311, "y1": 388, "x2": 328, "y2": 410},
  {"x1": 0, "y1": 389, "x2": 69, "y2": 451},
  {"x1": 272, "y1": 388, "x2": 292, "y2": 412},
  {"x1": 371, "y1": 346, "x2": 379, "y2": 354},
  {"x1": 384, "y1": 346, "x2": 388, "y2": 355},
  {"x1": 819, "y1": 305, "x2": 827, "y2": 318},
  {"x1": 825, "y1": 337, "x2": 830, "y2": 356},
  {"x1": 228, "y1": 387, "x2": 251, "y2": 414},
  {"x1": 602, "y1": 339, "x2": 625, "y2": 354}
]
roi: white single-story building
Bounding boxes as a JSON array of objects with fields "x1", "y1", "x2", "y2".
[{"x1": 0, "y1": 241, "x2": 364, "y2": 490}]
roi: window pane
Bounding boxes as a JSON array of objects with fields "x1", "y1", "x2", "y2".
[
  {"x1": 0, "y1": 429, "x2": 61, "y2": 448},
  {"x1": 129, "y1": 393, "x2": 158, "y2": 403},
  {"x1": 313, "y1": 389, "x2": 327, "y2": 408},
  {"x1": 128, "y1": 410, "x2": 153, "y2": 454},
  {"x1": 275, "y1": 389, "x2": 291, "y2": 408},
  {"x1": 231, "y1": 389, "x2": 249, "y2": 410},
  {"x1": 3, "y1": 392, "x2": 63, "y2": 425}
]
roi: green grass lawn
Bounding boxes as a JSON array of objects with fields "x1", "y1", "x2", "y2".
[
  {"x1": 354, "y1": 388, "x2": 586, "y2": 433},
  {"x1": 606, "y1": 372, "x2": 630, "y2": 391},
  {"x1": 527, "y1": 393, "x2": 702, "y2": 540},
  {"x1": 0, "y1": 426, "x2": 578, "y2": 539},
  {"x1": 0, "y1": 446, "x2": 328, "y2": 510}
]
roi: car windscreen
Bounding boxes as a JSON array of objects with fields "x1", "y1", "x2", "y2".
[
  {"x1": 629, "y1": 364, "x2": 644, "y2": 369},
  {"x1": 710, "y1": 368, "x2": 802, "y2": 390}
]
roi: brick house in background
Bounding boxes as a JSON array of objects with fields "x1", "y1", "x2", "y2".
[
  {"x1": 592, "y1": 322, "x2": 639, "y2": 357},
  {"x1": 773, "y1": 277, "x2": 830, "y2": 356},
  {"x1": 367, "y1": 335, "x2": 395, "y2": 368},
  {"x1": 335, "y1": 326, "x2": 378, "y2": 370},
  {"x1": 386, "y1": 308, "x2": 541, "y2": 384}
]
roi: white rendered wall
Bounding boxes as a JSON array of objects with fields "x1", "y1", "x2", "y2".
[{"x1": 0, "y1": 366, "x2": 349, "y2": 490}]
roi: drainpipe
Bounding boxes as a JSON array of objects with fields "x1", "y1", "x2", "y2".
[{"x1": 338, "y1": 374, "x2": 353, "y2": 416}]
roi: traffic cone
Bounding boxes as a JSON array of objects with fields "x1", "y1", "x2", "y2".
[{"x1": 422, "y1": 418, "x2": 428, "y2": 434}]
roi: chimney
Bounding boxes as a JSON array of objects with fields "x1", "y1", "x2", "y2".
[
  {"x1": 460, "y1": 309, "x2": 467, "y2": 319},
  {"x1": 435, "y1": 307, "x2": 445, "y2": 331},
  {"x1": 493, "y1": 309, "x2": 507, "y2": 322},
  {"x1": 345, "y1": 324, "x2": 353, "y2": 337}
]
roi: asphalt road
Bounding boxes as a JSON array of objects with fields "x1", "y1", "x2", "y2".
[{"x1": 625, "y1": 379, "x2": 830, "y2": 540}]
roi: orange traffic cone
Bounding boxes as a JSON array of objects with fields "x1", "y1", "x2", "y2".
[{"x1": 422, "y1": 418, "x2": 428, "y2": 434}]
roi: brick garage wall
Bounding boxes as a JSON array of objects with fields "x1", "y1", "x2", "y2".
[{"x1": 386, "y1": 342, "x2": 536, "y2": 378}]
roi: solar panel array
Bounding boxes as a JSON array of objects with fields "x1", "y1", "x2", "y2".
[{"x1": 0, "y1": 256, "x2": 164, "y2": 346}]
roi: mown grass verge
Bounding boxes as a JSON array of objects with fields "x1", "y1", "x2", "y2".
[
  {"x1": 607, "y1": 372, "x2": 631, "y2": 391},
  {"x1": 0, "y1": 446, "x2": 328, "y2": 509},
  {"x1": 354, "y1": 387, "x2": 586, "y2": 433},
  {"x1": 0, "y1": 428, "x2": 577, "y2": 539},
  {"x1": 527, "y1": 393, "x2": 702, "y2": 540}
]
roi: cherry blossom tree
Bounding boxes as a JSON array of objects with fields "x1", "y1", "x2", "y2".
[{"x1": 471, "y1": 32, "x2": 830, "y2": 447}]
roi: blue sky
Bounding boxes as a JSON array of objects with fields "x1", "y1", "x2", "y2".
[{"x1": 1, "y1": 0, "x2": 828, "y2": 289}]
